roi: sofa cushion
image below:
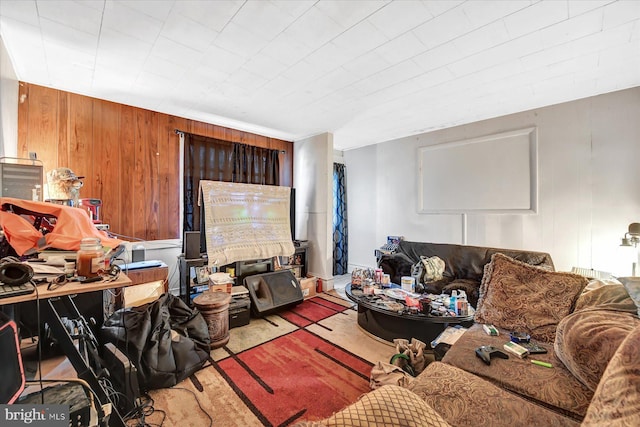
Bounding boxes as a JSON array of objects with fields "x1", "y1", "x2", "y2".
[
  {"x1": 574, "y1": 283, "x2": 638, "y2": 313},
  {"x1": 474, "y1": 253, "x2": 588, "y2": 343},
  {"x1": 554, "y1": 309, "x2": 640, "y2": 391},
  {"x1": 616, "y1": 277, "x2": 640, "y2": 317},
  {"x1": 441, "y1": 323, "x2": 593, "y2": 420},
  {"x1": 582, "y1": 325, "x2": 640, "y2": 426},
  {"x1": 314, "y1": 384, "x2": 451, "y2": 427},
  {"x1": 407, "y1": 362, "x2": 579, "y2": 427}
]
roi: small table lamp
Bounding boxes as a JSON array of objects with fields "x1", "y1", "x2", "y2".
[{"x1": 620, "y1": 222, "x2": 640, "y2": 276}]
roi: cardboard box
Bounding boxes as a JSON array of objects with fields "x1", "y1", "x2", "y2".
[
  {"x1": 300, "y1": 276, "x2": 317, "y2": 299},
  {"x1": 123, "y1": 280, "x2": 165, "y2": 308},
  {"x1": 208, "y1": 282, "x2": 232, "y2": 294}
]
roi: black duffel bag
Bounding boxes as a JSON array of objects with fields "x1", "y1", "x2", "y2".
[{"x1": 101, "y1": 293, "x2": 211, "y2": 391}]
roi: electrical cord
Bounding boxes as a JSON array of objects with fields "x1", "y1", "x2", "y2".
[
  {"x1": 169, "y1": 387, "x2": 213, "y2": 427},
  {"x1": 124, "y1": 394, "x2": 166, "y2": 427}
]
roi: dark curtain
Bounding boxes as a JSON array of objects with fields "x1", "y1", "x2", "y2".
[
  {"x1": 233, "y1": 143, "x2": 280, "y2": 185},
  {"x1": 333, "y1": 163, "x2": 348, "y2": 275},
  {"x1": 183, "y1": 133, "x2": 280, "y2": 234}
]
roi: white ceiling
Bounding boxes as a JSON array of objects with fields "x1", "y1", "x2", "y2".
[{"x1": 0, "y1": 1, "x2": 638, "y2": 151}]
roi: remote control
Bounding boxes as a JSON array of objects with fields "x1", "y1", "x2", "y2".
[
  {"x1": 520, "y1": 342, "x2": 548, "y2": 354},
  {"x1": 475, "y1": 345, "x2": 509, "y2": 365}
]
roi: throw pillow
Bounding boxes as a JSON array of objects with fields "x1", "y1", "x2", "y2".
[
  {"x1": 474, "y1": 253, "x2": 588, "y2": 343},
  {"x1": 616, "y1": 277, "x2": 640, "y2": 317},
  {"x1": 323, "y1": 385, "x2": 451, "y2": 427},
  {"x1": 574, "y1": 283, "x2": 638, "y2": 313},
  {"x1": 554, "y1": 309, "x2": 640, "y2": 391},
  {"x1": 581, "y1": 324, "x2": 640, "y2": 426}
]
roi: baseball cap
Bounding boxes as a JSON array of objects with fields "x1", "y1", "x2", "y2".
[{"x1": 47, "y1": 167, "x2": 85, "y2": 181}]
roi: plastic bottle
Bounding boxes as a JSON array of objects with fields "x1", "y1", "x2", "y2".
[
  {"x1": 449, "y1": 290, "x2": 458, "y2": 314},
  {"x1": 76, "y1": 237, "x2": 104, "y2": 278}
]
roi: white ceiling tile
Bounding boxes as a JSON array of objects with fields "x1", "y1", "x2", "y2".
[
  {"x1": 342, "y1": 50, "x2": 393, "y2": 79},
  {"x1": 520, "y1": 21, "x2": 634, "y2": 70},
  {"x1": 270, "y1": 0, "x2": 315, "y2": 20},
  {"x1": 224, "y1": 67, "x2": 268, "y2": 92},
  {"x1": 160, "y1": 13, "x2": 218, "y2": 52},
  {"x1": 260, "y1": 32, "x2": 312, "y2": 67},
  {"x1": 213, "y1": 21, "x2": 268, "y2": 58},
  {"x1": 374, "y1": 31, "x2": 426, "y2": 64},
  {"x1": 568, "y1": 0, "x2": 613, "y2": 17},
  {"x1": 312, "y1": 67, "x2": 360, "y2": 94},
  {"x1": 421, "y1": 1, "x2": 465, "y2": 18},
  {"x1": 135, "y1": 69, "x2": 174, "y2": 89},
  {"x1": 117, "y1": 0, "x2": 174, "y2": 21},
  {"x1": 102, "y1": 1, "x2": 163, "y2": 44},
  {"x1": 1, "y1": 0, "x2": 39, "y2": 26},
  {"x1": 599, "y1": 40, "x2": 640, "y2": 64},
  {"x1": 367, "y1": 1, "x2": 434, "y2": 39},
  {"x1": 412, "y1": 6, "x2": 473, "y2": 49},
  {"x1": 151, "y1": 36, "x2": 202, "y2": 66},
  {"x1": 460, "y1": 1, "x2": 530, "y2": 28},
  {"x1": 314, "y1": 0, "x2": 386, "y2": 30},
  {"x1": 43, "y1": 42, "x2": 95, "y2": 69},
  {"x1": 539, "y1": 7, "x2": 604, "y2": 49},
  {"x1": 143, "y1": 54, "x2": 188, "y2": 80},
  {"x1": 306, "y1": 42, "x2": 359, "y2": 70},
  {"x1": 233, "y1": 0, "x2": 295, "y2": 41},
  {"x1": 331, "y1": 20, "x2": 389, "y2": 58},
  {"x1": 448, "y1": 31, "x2": 543, "y2": 77},
  {"x1": 199, "y1": 44, "x2": 245, "y2": 74},
  {"x1": 96, "y1": 27, "x2": 152, "y2": 63},
  {"x1": 602, "y1": 0, "x2": 640, "y2": 29},
  {"x1": 40, "y1": 17, "x2": 98, "y2": 54},
  {"x1": 410, "y1": 66, "x2": 456, "y2": 90},
  {"x1": 503, "y1": 1, "x2": 568, "y2": 39},
  {"x1": 282, "y1": 6, "x2": 343, "y2": 50},
  {"x1": 36, "y1": 0, "x2": 102, "y2": 35},
  {"x1": 172, "y1": 0, "x2": 242, "y2": 32},
  {"x1": 242, "y1": 53, "x2": 287, "y2": 80},
  {"x1": 452, "y1": 20, "x2": 511, "y2": 57},
  {"x1": 254, "y1": 74, "x2": 299, "y2": 98},
  {"x1": 0, "y1": 17, "x2": 47, "y2": 79},
  {"x1": 353, "y1": 59, "x2": 423, "y2": 95},
  {"x1": 413, "y1": 42, "x2": 464, "y2": 72}
]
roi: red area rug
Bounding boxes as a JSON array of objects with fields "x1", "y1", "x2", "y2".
[
  {"x1": 278, "y1": 297, "x2": 350, "y2": 327},
  {"x1": 215, "y1": 300, "x2": 371, "y2": 426}
]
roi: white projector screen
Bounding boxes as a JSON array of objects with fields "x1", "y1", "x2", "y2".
[{"x1": 418, "y1": 127, "x2": 538, "y2": 214}]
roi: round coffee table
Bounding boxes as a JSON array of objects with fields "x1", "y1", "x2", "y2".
[{"x1": 345, "y1": 284, "x2": 474, "y2": 345}]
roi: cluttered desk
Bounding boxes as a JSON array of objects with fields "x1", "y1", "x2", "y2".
[{"x1": 0, "y1": 197, "x2": 162, "y2": 427}]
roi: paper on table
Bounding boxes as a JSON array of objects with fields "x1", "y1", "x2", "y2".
[{"x1": 29, "y1": 263, "x2": 65, "y2": 275}]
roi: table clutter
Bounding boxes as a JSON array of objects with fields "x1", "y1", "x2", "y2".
[{"x1": 350, "y1": 267, "x2": 474, "y2": 318}]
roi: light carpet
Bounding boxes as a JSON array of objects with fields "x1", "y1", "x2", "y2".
[{"x1": 147, "y1": 291, "x2": 392, "y2": 427}]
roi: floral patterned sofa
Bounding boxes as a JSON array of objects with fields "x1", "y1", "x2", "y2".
[{"x1": 294, "y1": 251, "x2": 640, "y2": 427}]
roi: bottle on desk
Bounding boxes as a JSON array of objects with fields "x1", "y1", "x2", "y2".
[{"x1": 76, "y1": 237, "x2": 104, "y2": 278}]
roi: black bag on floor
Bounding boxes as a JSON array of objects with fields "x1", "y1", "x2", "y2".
[{"x1": 101, "y1": 293, "x2": 211, "y2": 391}]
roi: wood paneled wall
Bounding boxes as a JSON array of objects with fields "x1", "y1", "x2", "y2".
[{"x1": 17, "y1": 82, "x2": 294, "y2": 241}]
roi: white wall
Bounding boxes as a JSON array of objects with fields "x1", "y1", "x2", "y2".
[
  {"x1": 0, "y1": 36, "x2": 19, "y2": 158},
  {"x1": 293, "y1": 132, "x2": 334, "y2": 289},
  {"x1": 345, "y1": 87, "x2": 640, "y2": 277}
]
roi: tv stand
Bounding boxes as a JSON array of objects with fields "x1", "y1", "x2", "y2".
[{"x1": 178, "y1": 255, "x2": 274, "y2": 306}]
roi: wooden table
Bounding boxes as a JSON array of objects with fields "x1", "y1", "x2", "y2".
[{"x1": 0, "y1": 273, "x2": 133, "y2": 305}]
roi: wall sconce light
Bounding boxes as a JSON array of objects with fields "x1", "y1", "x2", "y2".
[
  {"x1": 620, "y1": 222, "x2": 640, "y2": 247},
  {"x1": 620, "y1": 223, "x2": 640, "y2": 276}
]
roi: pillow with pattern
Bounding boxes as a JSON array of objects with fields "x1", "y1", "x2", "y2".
[{"x1": 474, "y1": 253, "x2": 588, "y2": 343}]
